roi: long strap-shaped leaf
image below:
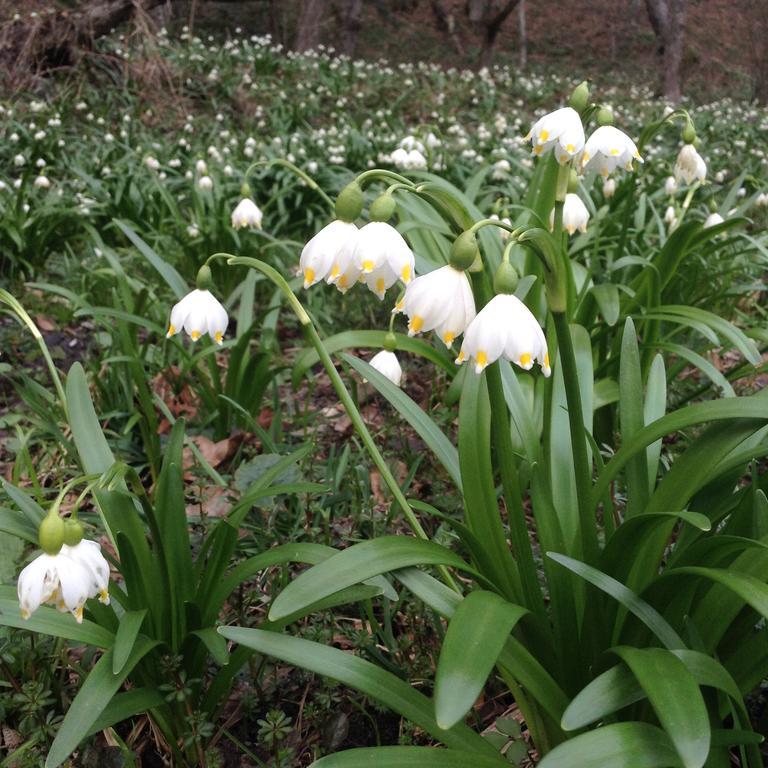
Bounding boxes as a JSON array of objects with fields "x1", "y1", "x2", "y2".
[
  {"x1": 312, "y1": 747, "x2": 510, "y2": 767},
  {"x1": 268, "y1": 537, "x2": 482, "y2": 622},
  {"x1": 217, "y1": 627, "x2": 498, "y2": 756}
]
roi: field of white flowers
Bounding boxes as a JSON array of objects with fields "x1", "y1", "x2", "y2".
[{"x1": 2, "y1": 25, "x2": 768, "y2": 768}]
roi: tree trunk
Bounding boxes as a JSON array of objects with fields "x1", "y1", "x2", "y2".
[
  {"x1": 475, "y1": 0, "x2": 522, "y2": 68},
  {"x1": 644, "y1": 0, "x2": 687, "y2": 102},
  {"x1": 338, "y1": 0, "x2": 364, "y2": 57},
  {"x1": 294, "y1": 0, "x2": 325, "y2": 52},
  {"x1": 517, "y1": 0, "x2": 527, "y2": 69},
  {"x1": 430, "y1": 0, "x2": 464, "y2": 56}
]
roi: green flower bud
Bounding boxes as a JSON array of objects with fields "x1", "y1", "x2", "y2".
[
  {"x1": 383, "y1": 332, "x2": 398, "y2": 352},
  {"x1": 196, "y1": 264, "x2": 212, "y2": 291},
  {"x1": 567, "y1": 169, "x2": 580, "y2": 194},
  {"x1": 39, "y1": 511, "x2": 65, "y2": 555},
  {"x1": 449, "y1": 230, "x2": 480, "y2": 271},
  {"x1": 493, "y1": 261, "x2": 519, "y2": 295},
  {"x1": 63, "y1": 518, "x2": 84, "y2": 547},
  {"x1": 335, "y1": 181, "x2": 363, "y2": 222},
  {"x1": 597, "y1": 106, "x2": 614, "y2": 127},
  {"x1": 240, "y1": 181, "x2": 252, "y2": 198},
  {"x1": 569, "y1": 81, "x2": 590, "y2": 113},
  {"x1": 370, "y1": 193, "x2": 396, "y2": 222},
  {"x1": 681, "y1": 119, "x2": 697, "y2": 145}
]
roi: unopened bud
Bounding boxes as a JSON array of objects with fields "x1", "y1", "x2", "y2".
[
  {"x1": 63, "y1": 518, "x2": 84, "y2": 547},
  {"x1": 449, "y1": 230, "x2": 479, "y2": 271},
  {"x1": 240, "y1": 181, "x2": 252, "y2": 197},
  {"x1": 681, "y1": 119, "x2": 697, "y2": 145},
  {"x1": 196, "y1": 264, "x2": 212, "y2": 290},
  {"x1": 335, "y1": 181, "x2": 363, "y2": 222},
  {"x1": 370, "y1": 193, "x2": 396, "y2": 222},
  {"x1": 569, "y1": 81, "x2": 589, "y2": 113},
  {"x1": 39, "y1": 511, "x2": 65, "y2": 555},
  {"x1": 493, "y1": 261, "x2": 519, "y2": 295}
]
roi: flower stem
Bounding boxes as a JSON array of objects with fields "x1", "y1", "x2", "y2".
[
  {"x1": 244, "y1": 159, "x2": 334, "y2": 209},
  {"x1": 552, "y1": 311, "x2": 598, "y2": 564},
  {"x1": 355, "y1": 169, "x2": 416, "y2": 188}
]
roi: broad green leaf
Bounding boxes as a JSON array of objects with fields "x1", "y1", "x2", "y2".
[
  {"x1": 612, "y1": 647, "x2": 710, "y2": 768},
  {"x1": 84, "y1": 688, "x2": 165, "y2": 738},
  {"x1": 268, "y1": 537, "x2": 478, "y2": 622},
  {"x1": 190, "y1": 627, "x2": 230, "y2": 666},
  {"x1": 434, "y1": 591, "x2": 527, "y2": 729},
  {"x1": 0, "y1": 507, "x2": 38, "y2": 544},
  {"x1": 312, "y1": 747, "x2": 510, "y2": 767},
  {"x1": 112, "y1": 609, "x2": 146, "y2": 674},
  {"x1": 344, "y1": 355, "x2": 461, "y2": 490},
  {"x1": 1, "y1": 481, "x2": 45, "y2": 525},
  {"x1": 218, "y1": 627, "x2": 497, "y2": 756},
  {"x1": 46, "y1": 638, "x2": 157, "y2": 768},
  {"x1": 537, "y1": 722, "x2": 682, "y2": 768},
  {"x1": 656, "y1": 342, "x2": 734, "y2": 398},
  {"x1": 592, "y1": 283, "x2": 620, "y2": 326},
  {"x1": 0, "y1": 586, "x2": 114, "y2": 647},
  {"x1": 643, "y1": 354, "x2": 666, "y2": 493}
]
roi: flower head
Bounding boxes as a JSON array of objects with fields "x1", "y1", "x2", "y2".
[
  {"x1": 525, "y1": 107, "x2": 585, "y2": 164},
  {"x1": 354, "y1": 222, "x2": 415, "y2": 300},
  {"x1": 300, "y1": 220, "x2": 360, "y2": 291},
  {"x1": 581, "y1": 126, "x2": 643, "y2": 177},
  {"x1": 368, "y1": 350, "x2": 402, "y2": 387},
  {"x1": 557, "y1": 193, "x2": 590, "y2": 235},
  {"x1": 664, "y1": 176, "x2": 678, "y2": 196},
  {"x1": 17, "y1": 540, "x2": 110, "y2": 623},
  {"x1": 704, "y1": 211, "x2": 724, "y2": 228},
  {"x1": 674, "y1": 144, "x2": 707, "y2": 185},
  {"x1": 401, "y1": 265, "x2": 475, "y2": 348},
  {"x1": 231, "y1": 198, "x2": 263, "y2": 229},
  {"x1": 602, "y1": 178, "x2": 617, "y2": 198},
  {"x1": 456, "y1": 293, "x2": 550, "y2": 376},
  {"x1": 167, "y1": 288, "x2": 228, "y2": 344}
]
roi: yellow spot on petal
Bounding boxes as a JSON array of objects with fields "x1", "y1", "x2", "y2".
[
  {"x1": 544, "y1": 353, "x2": 550, "y2": 368},
  {"x1": 362, "y1": 259, "x2": 374, "y2": 273},
  {"x1": 539, "y1": 129, "x2": 550, "y2": 142},
  {"x1": 582, "y1": 151, "x2": 590, "y2": 162},
  {"x1": 99, "y1": 588, "x2": 109, "y2": 603},
  {"x1": 442, "y1": 332, "x2": 455, "y2": 347},
  {"x1": 401, "y1": 264, "x2": 411, "y2": 283},
  {"x1": 520, "y1": 353, "x2": 532, "y2": 368},
  {"x1": 74, "y1": 605, "x2": 84, "y2": 623},
  {"x1": 21, "y1": 608, "x2": 30, "y2": 620},
  {"x1": 609, "y1": 148, "x2": 620, "y2": 156},
  {"x1": 338, "y1": 276, "x2": 348, "y2": 288},
  {"x1": 214, "y1": 331, "x2": 223, "y2": 344},
  {"x1": 476, "y1": 350, "x2": 488, "y2": 369},
  {"x1": 455, "y1": 350, "x2": 466, "y2": 363},
  {"x1": 409, "y1": 315, "x2": 424, "y2": 334},
  {"x1": 533, "y1": 145, "x2": 543, "y2": 156},
  {"x1": 166, "y1": 324, "x2": 176, "y2": 337},
  {"x1": 566, "y1": 143, "x2": 575, "y2": 153},
  {"x1": 190, "y1": 330, "x2": 201, "y2": 341},
  {"x1": 376, "y1": 278, "x2": 385, "y2": 294},
  {"x1": 394, "y1": 299, "x2": 404, "y2": 312},
  {"x1": 304, "y1": 267, "x2": 315, "y2": 286},
  {"x1": 330, "y1": 264, "x2": 340, "y2": 278}
]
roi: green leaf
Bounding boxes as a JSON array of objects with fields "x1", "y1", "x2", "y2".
[
  {"x1": 434, "y1": 591, "x2": 527, "y2": 729},
  {"x1": 537, "y1": 723, "x2": 682, "y2": 768},
  {"x1": 268, "y1": 537, "x2": 478, "y2": 622},
  {"x1": 46, "y1": 637, "x2": 157, "y2": 768},
  {"x1": 190, "y1": 627, "x2": 230, "y2": 666},
  {"x1": 0, "y1": 586, "x2": 114, "y2": 647},
  {"x1": 344, "y1": 354, "x2": 461, "y2": 491},
  {"x1": 592, "y1": 284, "x2": 620, "y2": 326},
  {"x1": 1, "y1": 481, "x2": 45, "y2": 525},
  {"x1": 218, "y1": 627, "x2": 497, "y2": 756},
  {"x1": 547, "y1": 553, "x2": 684, "y2": 649},
  {"x1": 112, "y1": 609, "x2": 146, "y2": 674},
  {"x1": 612, "y1": 647, "x2": 710, "y2": 768},
  {"x1": 84, "y1": 687, "x2": 165, "y2": 738},
  {"x1": 312, "y1": 747, "x2": 510, "y2": 767},
  {"x1": 643, "y1": 354, "x2": 666, "y2": 493},
  {"x1": 0, "y1": 507, "x2": 39, "y2": 544}
]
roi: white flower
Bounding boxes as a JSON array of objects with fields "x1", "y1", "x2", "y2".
[
  {"x1": 674, "y1": 144, "x2": 706, "y2": 184},
  {"x1": 664, "y1": 176, "x2": 678, "y2": 196},
  {"x1": 144, "y1": 155, "x2": 160, "y2": 171},
  {"x1": 704, "y1": 212, "x2": 724, "y2": 228},
  {"x1": 33, "y1": 175, "x2": 50, "y2": 189},
  {"x1": 13, "y1": 154, "x2": 25, "y2": 167},
  {"x1": 167, "y1": 289, "x2": 228, "y2": 344},
  {"x1": 368, "y1": 350, "x2": 402, "y2": 387},
  {"x1": 401, "y1": 265, "x2": 476, "y2": 348},
  {"x1": 558, "y1": 193, "x2": 590, "y2": 235},
  {"x1": 756, "y1": 192, "x2": 768, "y2": 208},
  {"x1": 231, "y1": 198, "x2": 263, "y2": 229},
  {"x1": 354, "y1": 222, "x2": 415, "y2": 300},
  {"x1": 664, "y1": 205, "x2": 677, "y2": 227},
  {"x1": 196, "y1": 159, "x2": 208, "y2": 174},
  {"x1": 17, "y1": 540, "x2": 110, "y2": 623},
  {"x1": 390, "y1": 147, "x2": 410, "y2": 168},
  {"x1": 456, "y1": 293, "x2": 550, "y2": 376},
  {"x1": 197, "y1": 175, "x2": 213, "y2": 191},
  {"x1": 406, "y1": 149, "x2": 427, "y2": 169},
  {"x1": 187, "y1": 224, "x2": 200, "y2": 238},
  {"x1": 525, "y1": 107, "x2": 585, "y2": 164},
  {"x1": 714, "y1": 170, "x2": 726, "y2": 183},
  {"x1": 300, "y1": 220, "x2": 359, "y2": 290},
  {"x1": 603, "y1": 178, "x2": 616, "y2": 198},
  {"x1": 581, "y1": 126, "x2": 643, "y2": 177}
]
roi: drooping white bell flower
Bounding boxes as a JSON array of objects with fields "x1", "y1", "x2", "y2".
[
  {"x1": 167, "y1": 288, "x2": 228, "y2": 344},
  {"x1": 456, "y1": 293, "x2": 551, "y2": 377},
  {"x1": 704, "y1": 211, "x2": 724, "y2": 228},
  {"x1": 400, "y1": 265, "x2": 476, "y2": 348},
  {"x1": 581, "y1": 126, "x2": 643, "y2": 177},
  {"x1": 603, "y1": 178, "x2": 617, "y2": 198},
  {"x1": 197, "y1": 175, "x2": 213, "y2": 191},
  {"x1": 390, "y1": 147, "x2": 410, "y2": 168},
  {"x1": 554, "y1": 193, "x2": 590, "y2": 235},
  {"x1": 368, "y1": 350, "x2": 402, "y2": 387},
  {"x1": 354, "y1": 221, "x2": 415, "y2": 300},
  {"x1": 231, "y1": 198, "x2": 263, "y2": 229},
  {"x1": 664, "y1": 205, "x2": 677, "y2": 227},
  {"x1": 33, "y1": 175, "x2": 50, "y2": 189},
  {"x1": 525, "y1": 107, "x2": 585, "y2": 164},
  {"x1": 664, "y1": 176, "x2": 678, "y2": 196},
  {"x1": 17, "y1": 539, "x2": 110, "y2": 623},
  {"x1": 300, "y1": 220, "x2": 360, "y2": 291},
  {"x1": 674, "y1": 144, "x2": 707, "y2": 184}
]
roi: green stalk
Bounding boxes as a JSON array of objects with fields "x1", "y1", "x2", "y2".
[
  {"x1": 244, "y1": 158, "x2": 334, "y2": 209},
  {"x1": 552, "y1": 311, "x2": 598, "y2": 564}
]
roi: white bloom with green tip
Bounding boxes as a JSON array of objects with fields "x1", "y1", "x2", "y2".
[
  {"x1": 369, "y1": 350, "x2": 402, "y2": 387},
  {"x1": 354, "y1": 222, "x2": 415, "y2": 300},
  {"x1": 167, "y1": 289, "x2": 228, "y2": 344},
  {"x1": 581, "y1": 126, "x2": 643, "y2": 177},
  {"x1": 231, "y1": 198, "x2": 263, "y2": 229},
  {"x1": 525, "y1": 107, "x2": 585, "y2": 164},
  {"x1": 300, "y1": 220, "x2": 359, "y2": 291},
  {"x1": 674, "y1": 144, "x2": 707, "y2": 184}
]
